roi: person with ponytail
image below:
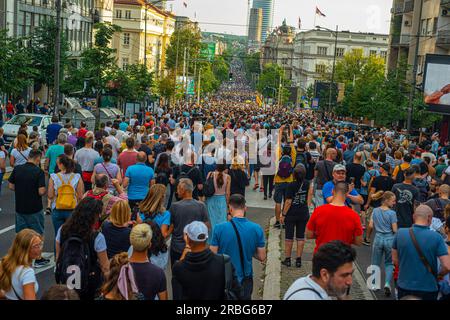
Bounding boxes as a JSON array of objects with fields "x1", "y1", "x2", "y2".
[
  {"x1": 97, "y1": 252, "x2": 144, "y2": 300},
  {"x1": 138, "y1": 184, "x2": 171, "y2": 238},
  {"x1": 205, "y1": 163, "x2": 231, "y2": 240},
  {"x1": 48, "y1": 154, "x2": 84, "y2": 235}
]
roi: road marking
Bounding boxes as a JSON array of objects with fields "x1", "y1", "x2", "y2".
[
  {"x1": 0, "y1": 225, "x2": 15, "y2": 235},
  {"x1": 34, "y1": 253, "x2": 55, "y2": 275}
]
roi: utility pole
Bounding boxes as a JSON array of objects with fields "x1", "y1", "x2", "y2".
[
  {"x1": 53, "y1": 0, "x2": 62, "y2": 113},
  {"x1": 183, "y1": 47, "x2": 187, "y2": 105},
  {"x1": 278, "y1": 74, "x2": 282, "y2": 107},
  {"x1": 328, "y1": 25, "x2": 338, "y2": 113},
  {"x1": 197, "y1": 68, "x2": 201, "y2": 105},
  {"x1": 407, "y1": 0, "x2": 424, "y2": 134}
]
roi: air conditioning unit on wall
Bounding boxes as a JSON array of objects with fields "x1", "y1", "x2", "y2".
[
  {"x1": 404, "y1": 20, "x2": 410, "y2": 26},
  {"x1": 443, "y1": 9, "x2": 449, "y2": 17}
]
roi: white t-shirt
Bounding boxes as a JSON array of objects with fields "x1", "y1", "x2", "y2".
[
  {"x1": 4, "y1": 266, "x2": 38, "y2": 300},
  {"x1": 130, "y1": 119, "x2": 137, "y2": 127},
  {"x1": 283, "y1": 275, "x2": 331, "y2": 300},
  {"x1": 0, "y1": 150, "x2": 5, "y2": 159},
  {"x1": 50, "y1": 173, "x2": 81, "y2": 209},
  {"x1": 105, "y1": 136, "x2": 121, "y2": 159},
  {"x1": 11, "y1": 148, "x2": 32, "y2": 166}
]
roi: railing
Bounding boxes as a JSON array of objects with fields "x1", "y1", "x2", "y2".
[
  {"x1": 394, "y1": 2, "x2": 404, "y2": 14},
  {"x1": 436, "y1": 30, "x2": 450, "y2": 47},
  {"x1": 404, "y1": 0, "x2": 414, "y2": 12}
]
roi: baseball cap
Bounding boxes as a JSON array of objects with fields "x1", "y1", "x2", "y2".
[
  {"x1": 333, "y1": 164, "x2": 346, "y2": 172},
  {"x1": 381, "y1": 163, "x2": 391, "y2": 172},
  {"x1": 184, "y1": 221, "x2": 208, "y2": 242}
]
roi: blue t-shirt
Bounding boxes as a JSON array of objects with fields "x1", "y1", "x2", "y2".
[
  {"x1": 125, "y1": 163, "x2": 154, "y2": 200},
  {"x1": 392, "y1": 225, "x2": 448, "y2": 292},
  {"x1": 372, "y1": 207, "x2": 397, "y2": 234},
  {"x1": 361, "y1": 169, "x2": 380, "y2": 195},
  {"x1": 139, "y1": 210, "x2": 170, "y2": 228},
  {"x1": 45, "y1": 144, "x2": 64, "y2": 174},
  {"x1": 94, "y1": 157, "x2": 117, "y2": 166},
  {"x1": 46, "y1": 123, "x2": 62, "y2": 145},
  {"x1": 211, "y1": 217, "x2": 265, "y2": 283},
  {"x1": 56, "y1": 227, "x2": 107, "y2": 253},
  {"x1": 410, "y1": 158, "x2": 423, "y2": 166},
  {"x1": 322, "y1": 181, "x2": 360, "y2": 205},
  {"x1": 119, "y1": 122, "x2": 128, "y2": 131}
]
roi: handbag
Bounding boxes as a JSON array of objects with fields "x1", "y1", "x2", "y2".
[
  {"x1": 203, "y1": 172, "x2": 215, "y2": 198},
  {"x1": 230, "y1": 219, "x2": 253, "y2": 300}
]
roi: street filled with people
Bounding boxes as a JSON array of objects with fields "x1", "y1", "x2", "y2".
[{"x1": 0, "y1": 59, "x2": 450, "y2": 301}]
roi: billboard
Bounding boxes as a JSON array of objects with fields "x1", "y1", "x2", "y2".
[
  {"x1": 200, "y1": 43, "x2": 216, "y2": 61},
  {"x1": 424, "y1": 54, "x2": 450, "y2": 114}
]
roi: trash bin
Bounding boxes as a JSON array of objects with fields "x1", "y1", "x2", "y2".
[
  {"x1": 98, "y1": 108, "x2": 115, "y2": 125},
  {"x1": 109, "y1": 107, "x2": 124, "y2": 119},
  {"x1": 61, "y1": 108, "x2": 96, "y2": 131}
]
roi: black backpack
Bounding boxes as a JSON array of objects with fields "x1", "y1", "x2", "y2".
[
  {"x1": 295, "y1": 151, "x2": 309, "y2": 170},
  {"x1": 55, "y1": 232, "x2": 98, "y2": 297},
  {"x1": 395, "y1": 165, "x2": 405, "y2": 184},
  {"x1": 175, "y1": 165, "x2": 196, "y2": 200}
]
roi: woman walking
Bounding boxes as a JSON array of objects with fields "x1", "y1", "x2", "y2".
[
  {"x1": 154, "y1": 153, "x2": 172, "y2": 208},
  {"x1": 205, "y1": 164, "x2": 230, "y2": 238},
  {"x1": 367, "y1": 191, "x2": 398, "y2": 297},
  {"x1": 138, "y1": 184, "x2": 171, "y2": 239},
  {"x1": 10, "y1": 134, "x2": 31, "y2": 167},
  {"x1": 229, "y1": 156, "x2": 249, "y2": 197},
  {"x1": 92, "y1": 148, "x2": 121, "y2": 194}
]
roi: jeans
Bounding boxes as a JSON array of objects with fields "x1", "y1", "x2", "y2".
[
  {"x1": 397, "y1": 287, "x2": 438, "y2": 300},
  {"x1": 371, "y1": 233, "x2": 395, "y2": 288},
  {"x1": 262, "y1": 175, "x2": 274, "y2": 197},
  {"x1": 16, "y1": 211, "x2": 45, "y2": 235},
  {"x1": 52, "y1": 209, "x2": 73, "y2": 235}
]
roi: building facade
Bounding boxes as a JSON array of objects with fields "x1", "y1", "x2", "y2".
[
  {"x1": 112, "y1": 0, "x2": 175, "y2": 75},
  {"x1": 292, "y1": 29, "x2": 389, "y2": 91},
  {"x1": 248, "y1": 7, "x2": 262, "y2": 52},
  {"x1": 261, "y1": 20, "x2": 295, "y2": 81},
  {"x1": 388, "y1": 0, "x2": 450, "y2": 84},
  {"x1": 253, "y1": 0, "x2": 274, "y2": 44}
]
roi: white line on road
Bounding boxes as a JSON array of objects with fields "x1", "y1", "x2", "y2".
[
  {"x1": 0, "y1": 225, "x2": 15, "y2": 235},
  {"x1": 34, "y1": 253, "x2": 55, "y2": 275}
]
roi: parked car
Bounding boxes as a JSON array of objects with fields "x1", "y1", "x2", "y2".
[{"x1": 2, "y1": 113, "x2": 52, "y2": 146}]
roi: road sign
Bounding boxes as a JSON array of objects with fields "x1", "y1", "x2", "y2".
[{"x1": 312, "y1": 98, "x2": 319, "y2": 109}]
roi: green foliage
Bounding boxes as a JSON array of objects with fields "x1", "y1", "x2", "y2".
[
  {"x1": 158, "y1": 72, "x2": 176, "y2": 100},
  {"x1": 199, "y1": 64, "x2": 219, "y2": 94},
  {"x1": 243, "y1": 51, "x2": 261, "y2": 84},
  {"x1": 111, "y1": 64, "x2": 153, "y2": 102},
  {"x1": 212, "y1": 55, "x2": 230, "y2": 83},
  {"x1": 0, "y1": 30, "x2": 37, "y2": 98},
  {"x1": 257, "y1": 63, "x2": 290, "y2": 104},
  {"x1": 29, "y1": 19, "x2": 70, "y2": 89},
  {"x1": 165, "y1": 27, "x2": 203, "y2": 74}
]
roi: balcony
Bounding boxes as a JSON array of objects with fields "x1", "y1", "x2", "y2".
[
  {"x1": 400, "y1": 34, "x2": 411, "y2": 45},
  {"x1": 442, "y1": 0, "x2": 450, "y2": 9},
  {"x1": 394, "y1": 2, "x2": 404, "y2": 14},
  {"x1": 404, "y1": 0, "x2": 414, "y2": 12},
  {"x1": 391, "y1": 34, "x2": 400, "y2": 45},
  {"x1": 436, "y1": 30, "x2": 450, "y2": 48}
]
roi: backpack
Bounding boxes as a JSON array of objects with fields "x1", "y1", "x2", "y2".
[
  {"x1": 395, "y1": 165, "x2": 405, "y2": 184},
  {"x1": 55, "y1": 232, "x2": 98, "y2": 297},
  {"x1": 295, "y1": 152, "x2": 309, "y2": 170},
  {"x1": 55, "y1": 173, "x2": 77, "y2": 210},
  {"x1": 413, "y1": 178, "x2": 429, "y2": 203},
  {"x1": 203, "y1": 173, "x2": 216, "y2": 198},
  {"x1": 155, "y1": 170, "x2": 169, "y2": 186},
  {"x1": 277, "y1": 155, "x2": 293, "y2": 179},
  {"x1": 175, "y1": 165, "x2": 196, "y2": 200}
]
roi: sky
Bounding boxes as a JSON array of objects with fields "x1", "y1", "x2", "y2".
[{"x1": 167, "y1": 0, "x2": 393, "y2": 36}]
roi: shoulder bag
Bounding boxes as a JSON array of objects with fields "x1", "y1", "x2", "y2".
[
  {"x1": 230, "y1": 219, "x2": 253, "y2": 300},
  {"x1": 408, "y1": 228, "x2": 439, "y2": 285}
]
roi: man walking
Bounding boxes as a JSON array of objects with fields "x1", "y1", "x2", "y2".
[
  {"x1": 313, "y1": 148, "x2": 337, "y2": 208},
  {"x1": 392, "y1": 167, "x2": 420, "y2": 229},
  {"x1": 8, "y1": 149, "x2": 50, "y2": 267},
  {"x1": 123, "y1": 152, "x2": 154, "y2": 211},
  {"x1": 74, "y1": 132, "x2": 99, "y2": 191},
  {"x1": 210, "y1": 194, "x2": 266, "y2": 300}
]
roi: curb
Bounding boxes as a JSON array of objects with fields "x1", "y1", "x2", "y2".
[{"x1": 262, "y1": 217, "x2": 281, "y2": 300}]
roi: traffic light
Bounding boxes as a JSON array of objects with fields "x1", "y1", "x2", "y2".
[{"x1": 229, "y1": 72, "x2": 233, "y2": 81}]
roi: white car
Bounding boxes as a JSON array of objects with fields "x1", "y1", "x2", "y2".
[{"x1": 2, "y1": 113, "x2": 52, "y2": 146}]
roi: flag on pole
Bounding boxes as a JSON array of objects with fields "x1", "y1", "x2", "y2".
[
  {"x1": 298, "y1": 17, "x2": 302, "y2": 30},
  {"x1": 183, "y1": 2, "x2": 187, "y2": 8},
  {"x1": 315, "y1": 6, "x2": 326, "y2": 17}
]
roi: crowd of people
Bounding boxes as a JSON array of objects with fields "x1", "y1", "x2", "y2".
[{"x1": 0, "y1": 59, "x2": 449, "y2": 301}]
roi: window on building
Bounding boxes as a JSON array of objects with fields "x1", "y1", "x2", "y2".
[
  {"x1": 116, "y1": 10, "x2": 122, "y2": 18},
  {"x1": 125, "y1": 10, "x2": 131, "y2": 19},
  {"x1": 433, "y1": 18, "x2": 438, "y2": 34},
  {"x1": 380, "y1": 51, "x2": 387, "y2": 61},
  {"x1": 123, "y1": 33, "x2": 130, "y2": 45},
  {"x1": 370, "y1": 50, "x2": 377, "y2": 57},
  {"x1": 336, "y1": 48, "x2": 345, "y2": 57},
  {"x1": 427, "y1": 18, "x2": 433, "y2": 35},
  {"x1": 421, "y1": 19, "x2": 427, "y2": 35},
  {"x1": 122, "y1": 58, "x2": 129, "y2": 70},
  {"x1": 317, "y1": 46, "x2": 328, "y2": 56},
  {"x1": 417, "y1": 55, "x2": 424, "y2": 74},
  {"x1": 315, "y1": 64, "x2": 326, "y2": 74}
]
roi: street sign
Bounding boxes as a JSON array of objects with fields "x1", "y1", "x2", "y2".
[
  {"x1": 187, "y1": 78, "x2": 195, "y2": 95},
  {"x1": 200, "y1": 43, "x2": 216, "y2": 61},
  {"x1": 312, "y1": 98, "x2": 319, "y2": 109}
]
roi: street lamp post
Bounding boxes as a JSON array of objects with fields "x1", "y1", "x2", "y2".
[{"x1": 316, "y1": 25, "x2": 339, "y2": 115}]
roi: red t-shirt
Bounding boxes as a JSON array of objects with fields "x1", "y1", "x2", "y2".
[
  {"x1": 118, "y1": 150, "x2": 138, "y2": 177},
  {"x1": 6, "y1": 103, "x2": 14, "y2": 114},
  {"x1": 306, "y1": 204, "x2": 363, "y2": 254},
  {"x1": 78, "y1": 127, "x2": 88, "y2": 138}
]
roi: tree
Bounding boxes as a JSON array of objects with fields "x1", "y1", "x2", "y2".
[
  {"x1": 110, "y1": 64, "x2": 153, "y2": 105},
  {"x1": 165, "y1": 27, "x2": 203, "y2": 75},
  {"x1": 257, "y1": 63, "x2": 290, "y2": 104},
  {"x1": 198, "y1": 64, "x2": 219, "y2": 95},
  {"x1": 29, "y1": 19, "x2": 70, "y2": 100},
  {"x1": 243, "y1": 51, "x2": 261, "y2": 85},
  {"x1": 158, "y1": 72, "x2": 176, "y2": 103},
  {"x1": 0, "y1": 30, "x2": 37, "y2": 99},
  {"x1": 212, "y1": 55, "x2": 229, "y2": 83}
]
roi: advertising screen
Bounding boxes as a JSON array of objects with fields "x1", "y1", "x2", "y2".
[{"x1": 423, "y1": 54, "x2": 450, "y2": 114}]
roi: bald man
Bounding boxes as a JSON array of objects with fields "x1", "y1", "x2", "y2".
[
  {"x1": 123, "y1": 151, "x2": 155, "y2": 211},
  {"x1": 392, "y1": 205, "x2": 450, "y2": 300}
]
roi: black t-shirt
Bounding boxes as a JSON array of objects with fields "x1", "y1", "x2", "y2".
[
  {"x1": 392, "y1": 183, "x2": 420, "y2": 228},
  {"x1": 345, "y1": 163, "x2": 366, "y2": 190},
  {"x1": 95, "y1": 129, "x2": 108, "y2": 141},
  {"x1": 8, "y1": 163, "x2": 46, "y2": 214},
  {"x1": 16, "y1": 103, "x2": 25, "y2": 114},
  {"x1": 296, "y1": 150, "x2": 314, "y2": 180},
  {"x1": 285, "y1": 181, "x2": 310, "y2": 219},
  {"x1": 101, "y1": 221, "x2": 131, "y2": 259},
  {"x1": 172, "y1": 165, "x2": 203, "y2": 200},
  {"x1": 130, "y1": 262, "x2": 166, "y2": 300},
  {"x1": 155, "y1": 166, "x2": 172, "y2": 186},
  {"x1": 229, "y1": 169, "x2": 249, "y2": 196},
  {"x1": 54, "y1": 163, "x2": 82, "y2": 175},
  {"x1": 138, "y1": 144, "x2": 153, "y2": 167},
  {"x1": 370, "y1": 175, "x2": 395, "y2": 207}
]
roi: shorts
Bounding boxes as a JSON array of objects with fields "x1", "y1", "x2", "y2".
[
  {"x1": 15, "y1": 211, "x2": 44, "y2": 235},
  {"x1": 274, "y1": 182, "x2": 289, "y2": 204},
  {"x1": 285, "y1": 215, "x2": 309, "y2": 241}
]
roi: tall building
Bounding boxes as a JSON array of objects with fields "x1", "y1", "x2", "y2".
[
  {"x1": 387, "y1": 0, "x2": 450, "y2": 84},
  {"x1": 292, "y1": 29, "x2": 389, "y2": 91},
  {"x1": 248, "y1": 7, "x2": 263, "y2": 51},
  {"x1": 253, "y1": 0, "x2": 274, "y2": 43},
  {"x1": 112, "y1": 0, "x2": 175, "y2": 75}
]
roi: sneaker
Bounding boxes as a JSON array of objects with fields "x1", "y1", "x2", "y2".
[
  {"x1": 34, "y1": 258, "x2": 51, "y2": 269},
  {"x1": 362, "y1": 239, "x2": 371, "y2": 246},
  {"x1": 263, "y1": 196, "x2": 267, "y2": 200},
  {"x1": 281, "y1": 258, "x2": 291, "y2": 267},
  {"x1": 268, "y1": 194, "x2": 272, "y2": 199},
  {"x1": 273, "y1": 221, "x2": 281, "y2": 229},
  {"x1": 384, "y1": 286, "x2": 391, "y2": 297},
  {"x1": 45, "y1": 207, "x2": 52, "y2": 215},
  {"x1": 295, "y1": 257, "x2": 302, "y2": 268}
]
